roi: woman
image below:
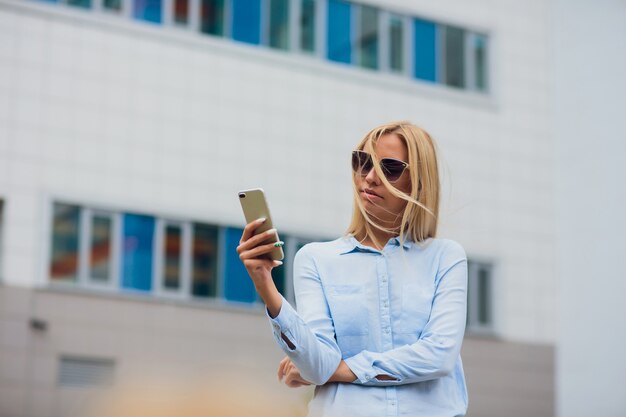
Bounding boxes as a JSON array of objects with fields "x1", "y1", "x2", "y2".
[{"x1": 237, "y1": 121, "x2": 468, "y2": 417}]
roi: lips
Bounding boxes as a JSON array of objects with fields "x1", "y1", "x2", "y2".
[{"x1": 362, "y1": 188, "x2": 382, "y2": 198}]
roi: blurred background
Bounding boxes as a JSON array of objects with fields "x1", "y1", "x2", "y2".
[{"x1": 0, "y1": 0, "x2": 624, "y2": 416}]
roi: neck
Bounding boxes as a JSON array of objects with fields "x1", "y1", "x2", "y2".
[{"x1": 356, "y1": 227, "x2": 400, "y2": 250}]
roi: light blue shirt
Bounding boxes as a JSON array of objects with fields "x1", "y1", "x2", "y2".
[{"x1": 267, "y1": 234, "x2": 469, "y2": 417}]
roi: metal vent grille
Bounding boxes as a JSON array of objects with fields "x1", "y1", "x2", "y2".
[{"x1": 58, "y1": 355, "x2": 115, "y2": 387}]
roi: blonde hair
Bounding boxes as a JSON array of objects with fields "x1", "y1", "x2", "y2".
[{"x1": 345, "y1": 121, "x2": 440, "y2": 249}]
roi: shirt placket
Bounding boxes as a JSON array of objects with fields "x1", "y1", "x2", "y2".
[{"x1": 378, "y1": 249, "x2": 398, "y2": 417}]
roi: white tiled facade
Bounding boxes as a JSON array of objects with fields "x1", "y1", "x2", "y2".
[
  {"x1": 1, "y1": 0, "x2": 555, "y2": 342},
  {"x1": 1, "y1": 0, "x2": 559, "y2": 415}
]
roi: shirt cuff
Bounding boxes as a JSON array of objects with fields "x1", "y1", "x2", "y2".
[
  {"x1": 345, "y1": 352, "x2": 403, "y2": 385},
  {"x1": 344, "y1": 352, "x2": 375, "y2": 384},
  {"x1": 265, "y1": 295, "x2": 299, "y2": 353}
]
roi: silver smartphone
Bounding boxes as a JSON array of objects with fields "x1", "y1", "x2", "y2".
[{"x1": 237, "y1": 188, "x2": 284, "y2": 261}]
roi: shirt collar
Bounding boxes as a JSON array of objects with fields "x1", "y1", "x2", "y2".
[{"x1": 338, "y1": 234, "x2": 413, "y2": 255}]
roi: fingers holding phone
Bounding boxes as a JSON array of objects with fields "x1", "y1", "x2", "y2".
[
  {"x1": 237, "y1": 188, "x2": 285, "y2": 292},
  {"x1": 236, "y1": 219, "x2": 284, "y2": 287},
  {"x1": 238, "y1": 220, "x2": 282, "y2": 259},
  {"x1": 238, "y1": 189, "x2": 284, "y2": 260}
]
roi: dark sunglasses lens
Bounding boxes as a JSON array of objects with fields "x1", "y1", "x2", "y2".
[
  {"x1": 381, "y1": 159, "x2": 407, "y2": 181},
  {"x1": 351, "y1": 151, "x2": 371, "y2": 174}
]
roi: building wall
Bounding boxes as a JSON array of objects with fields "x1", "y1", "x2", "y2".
[
  {"x1": 0, "y1": 0, "x2": 558, "y2": 415},
  {"x1": 0, "y1": 284, "x2": 310, "y2": 417},
  {"x1": 0, "y1": 0, "x2": 556, "y2": 344},
  {"x1": 553, "y1": 0, "x2": 626, "y2": 416},
  {"x1": 0, "y1": 284, "x2": 554, "y2": 417}
]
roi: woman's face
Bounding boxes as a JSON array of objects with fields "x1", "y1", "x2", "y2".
[{"x1": 354, "y1": 133, "x2": 412, "y2": 227}]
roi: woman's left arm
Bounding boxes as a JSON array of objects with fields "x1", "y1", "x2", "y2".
[{"x1": 344, "y1": 241, "x2": 468, "y2": 386}]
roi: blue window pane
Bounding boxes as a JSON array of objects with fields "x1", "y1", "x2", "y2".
[
  {"x1": 134, "y1": 0, "x2": 162, "y2": 24},
  {"x1": 104, "y1": 0, "x2": 122, "y2": 12},
  {"x1": 200, "y1": 0, "x2": 225, "y2": 35},
  {"x1": 389, "y1": 15, "x2": 404, "y2": 72},
  {"x1": 223, "y1": 227, "x2": 257, "y2": 303},
  {"x1": 121, "y1": 214, "x2": 155, "y2": 292},
  {"x1": 231, "y1": 0, "x2": 261, "y2": 45},
  {"x1": 192, "y1": 223, "x2": 219, "y2": 298},
  {"x1": 327, "y1": 0, "x2": 351, "y2": 64},
  {"x1": 50, "y1": 203, "x2": 81, "y2": 283},
  {"x1": 269, "y1": 0, "x2": 290, "y2": 50},
  {"x1": 444, "y1": 25, "x2": 465, "y2": 88},
  {"x1": 357, "y1": 5, "x2": 378, "y2": 70},
  {"x1": 300, "y1": 0, "x2": 316, "y2": 52},
  {"x1": 413, "y1": 18, "x2": 437, "y2": 82},
  {"x1": 474, "y1": 34, "x2": 488, "y2": 91},
  {"x1": 68, "y1": 0, "x2": 91, "y2": 9},
  {"x1": 173, "y1": 0, "x2": 189, "y2": 24},
  {"x1": 272, "y1": 234, "x2": 287, "y2": 296}
]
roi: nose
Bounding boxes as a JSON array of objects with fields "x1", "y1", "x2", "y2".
[{"x1": 364, "y1": 163, "x2": 380, "y2": 185}]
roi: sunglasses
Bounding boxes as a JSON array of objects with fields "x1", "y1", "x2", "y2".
[{"x1": 351, "y1": 150, "x2": 409, "y2": 183}]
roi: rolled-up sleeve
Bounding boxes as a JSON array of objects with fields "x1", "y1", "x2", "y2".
[
  {"x1": 344, "y1": 241, "x2": 468, "y2": 386},
  {"x1": 266, "y1": 245, "x2": 342, "y2": 386}
]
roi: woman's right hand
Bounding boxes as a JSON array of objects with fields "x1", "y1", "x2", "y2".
[
  {"x1": 236, "y1": 218, "x2": 284, "y2": 316},
  {"x1": 236, "y1": 217, "x2": 284, "y2": 287}
]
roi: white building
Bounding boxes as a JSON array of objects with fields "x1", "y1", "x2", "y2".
[
  {"x1": 0, "y1": 0, "x2": 570, "y2": 415},
  {"x1": 553, "y1": 1, "x2": 626, "y2": 416}
]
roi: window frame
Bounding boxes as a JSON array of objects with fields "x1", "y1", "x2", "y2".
[
  {"x1": 153, "y1": 219, "x2": 192, "y2": 299},
  {"x1": 79, "y1": 208, "x2": 121, "y2": 290},
  {"x1": 263, "y1": 0, "x2": 292, "y2": 51},
  {"x1": 435, "y1": 22, "x2": 445, "y2": 84},
  {"x1": 65, "y1": 0, "x2": 93, "y2": 10},
  {"x1": 37, "y1": 0, "x2": 492, "y2": 94},
  {"x1": 48, "y1": 202, "x2": 83, "y2": 286},
  {"x1": 464, "y1": 31, "x2": 489, "y2": 93},
  {"x1": 353, "y1": 3, "x2": 380, "y2": 71},
  {"x1": 291, "y1": 0, "x2": 318, "y2": 55},
  {"x1": 380, "y1": 11, "x2": 402, "y2": 75},
  {"x1": 197, "y1": 0, "x2": 230, "y2": 37},
  {"x1": 314, "y1": 0, "x2": 326, "y2": 59},
  {"x1": 326, "y1": 0, "x2": 352, "y2": 64},
  {"x1": 95, "y1": 0, "x2": 130, "y2": 17},
  {"x1": 283, "y1": 235, "x2": 302, "y2": 307},
  {"x1": 466, "y1": 259, "x2": 495, "y2": 335},
  {"x1": 164, "y1": 0, "x2": 194, "y2": 27},
  {"x1": 188, "y1": 222, "x2": 221, "y2": 300}
]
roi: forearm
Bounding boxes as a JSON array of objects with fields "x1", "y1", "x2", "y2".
[
  {"x1": 326, "y1": 360, "x2": 357, "y2": 383},
  {"x1": 267, "y1": 296, "x2": 342, "y2": 385},
  {"x1": 256, "y1": 278, "x2": 283, "y2": 318},
  {"x1": 344, "y1": 335, "x2": 462, "y2": 386},
  {"x1": 268, "y1": 246, "x2": 344, "y2": 385},
  {"x1": 257, "y1": 280, "x2": 296, "y2": 349}
]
